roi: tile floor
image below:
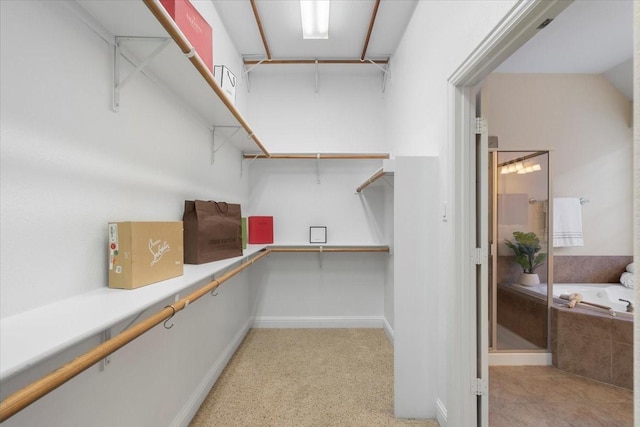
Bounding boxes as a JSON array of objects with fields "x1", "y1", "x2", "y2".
[{"x1": 489, "y1": 365, "x2": 634, "y2": 426}]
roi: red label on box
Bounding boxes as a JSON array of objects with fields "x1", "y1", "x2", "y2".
[
  {"x1": 160, "y1": 0, "x2": 213, "y2": 72},
  {"x1": 248, "y1": 216, "x2": 273, "y2": 244}
]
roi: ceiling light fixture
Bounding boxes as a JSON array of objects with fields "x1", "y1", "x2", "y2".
[{"x1": 300, "y1": 0, "x2": 330, "y2": 39}]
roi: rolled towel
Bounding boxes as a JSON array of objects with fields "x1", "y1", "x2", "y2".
[
  {"x1": 567, "y1": 292, "x2": 582, "y2": 308},
  {"x1": 626, "y1": 262, "x2": 634, "y2": 273},
  {"x1": 620, "y1": 271, "x2": 634, "y2": 289}
]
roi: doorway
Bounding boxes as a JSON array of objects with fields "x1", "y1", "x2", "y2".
[{"x1": 448, "y1": 2, "x2": 573, "y2": 426}]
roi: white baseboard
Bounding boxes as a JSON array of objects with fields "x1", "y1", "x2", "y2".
[
  {"x1": 489, "y1": 352, "x2": 552, "y2": 366},
  {"x1": 252, "y1": 316, "x2": 385, "y2": 329},
  {"x1": 435, "y1": 398, "x2": 448, "y2": 427},
  {"x1": 383, "y1": 317, "x2": 394, "y2": 345},
  {"x1": 171, "y1": 318, "x2": 251, "y2": 427}
]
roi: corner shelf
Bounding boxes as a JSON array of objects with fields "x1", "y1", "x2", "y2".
[
  {"x1": 74, "y1": 0, "x2": 269, "y2": 155},
  {"x1": 356, "y1": 159, "x2": 395, "y2": 193}
]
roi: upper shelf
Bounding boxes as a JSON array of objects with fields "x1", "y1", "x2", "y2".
[{"x1": 74, "y1": 0, "x2": 269, "y2": 155}]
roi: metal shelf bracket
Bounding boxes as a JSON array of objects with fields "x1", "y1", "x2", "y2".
[
  {"x1": 316, "y1": 153, "x2": 321, "y2": 184},
  {"x1": 113, "y1": 36, "x2": 171, "y2": 112},
  {"x1": 99, "y1": 328, "x2": 111, "y2": 371},
  {"x1": 242, "y1": 56, "x2": 267, "y2": 93},
  {"x1": 212, "y1": 126, "x2": 242, "y2": 165},
  {"x1": 364, "y1": 57, "x2": 390, "y2": 93},
  {"x1": 315, "y1": 59, "x2": 319, "y2": 93}
]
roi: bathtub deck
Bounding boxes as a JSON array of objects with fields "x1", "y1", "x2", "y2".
[{"x1": 490, "y1": 365, "x2": 634, "y2": 426}]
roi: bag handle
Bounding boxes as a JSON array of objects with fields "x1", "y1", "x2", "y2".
[{"x1": 214, "y1": 201, "x2": 229, "y2": 213}]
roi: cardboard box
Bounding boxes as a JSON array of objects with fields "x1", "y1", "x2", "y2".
[
  {"x1": 160, "y1": 0, "x2": 213, "y2": 73},
  {"x1": 108, "y1": 222, "x2": 184, "y2": 290},
  {"x1": 248, "y1": 216, "x2": 273, "y2": 244},
  {"x1": 213, "y1": 65, "x2": 237, "y2": 104}
]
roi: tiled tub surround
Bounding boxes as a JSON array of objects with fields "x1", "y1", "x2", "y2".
[
  {"x1": 497, "y1": 284, "x2": 548, "y2": 349},
  {"x1": 550, "y1": 306, "x2": 633, "y2": 390},
  {"x1": 554, "y1": 255, "x2": 633, "y2": 283},
  {"x1": 497, "y1": 255, "x2": 632, "y2": 285}
]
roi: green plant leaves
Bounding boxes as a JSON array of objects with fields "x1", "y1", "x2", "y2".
[{"x1": 504, "y1": 231, "x2": 546, "y2": 274}]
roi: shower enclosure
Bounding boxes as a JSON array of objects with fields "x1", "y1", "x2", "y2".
[{"x1": 489, "y1": 151, "x2": 552, "y2": 352}]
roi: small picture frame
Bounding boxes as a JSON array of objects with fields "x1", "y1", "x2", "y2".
[{"x1": 309, "y1": 226, "x2": 327, "y2": 244}]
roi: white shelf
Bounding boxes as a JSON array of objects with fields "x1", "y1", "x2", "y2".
[
  {"x1": 242, "y1": 153, "x2": 391, "y2": 160},
  {"x1": 268, "y1": 244, "x2": 390, "y2": 253},
  {"x1": 0, "y1": 245, "x2": 267, "y2": 381},
  {"x1": 73, "y1": 0, "x2": 267, "y2": 154}
]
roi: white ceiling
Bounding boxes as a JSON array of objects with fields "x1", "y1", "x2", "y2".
[
  {"x1": 212, "y1": 0, "x2": 633, "y2": 98},
  {"x1": 213, "y1": 0, "x2": 417, "y2": 62},
  {"x1": 495, "y1": 0, "x2": 634, "y2": 99},
  {"x1": 497, "y1": 0, "x2": 633, "y2": 74}
]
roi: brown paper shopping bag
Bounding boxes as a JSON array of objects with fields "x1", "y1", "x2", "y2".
[{"x1": 183, "y1": 200, "x2": 243, "y2": 264}]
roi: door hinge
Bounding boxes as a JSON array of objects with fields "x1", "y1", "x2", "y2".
[
  {"x1": 475, "y1": 117, "x2": 488, "y2": 135},
  {"x1": 474, "y1": 378, "x2": 488, "y2": 396}
]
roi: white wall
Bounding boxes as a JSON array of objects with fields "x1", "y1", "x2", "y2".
[
  {"x1": 393, "y1": 157, "x2": 438, "y2": 418},
  {"x1": 385, "y1": 0, "x2": 519, "y2": 422},
  {"x1": 0, "y1": 1, "x2": 253, "y2": 425},
  {"x1": 0, "y1": 0, "x2": 249, "y2": 317},
  {"x1": 247, "y1": 159, "x2": 387, "y2": 245},
  {"x1": 244, "y1": 70, "x2": 392, "y2": 327},
  {"x1": 482, "y1": 73, "x2": 634, "y2": 256},
  {"x1": 247, "y1": 69, "x2": 388, "y2": 153}
]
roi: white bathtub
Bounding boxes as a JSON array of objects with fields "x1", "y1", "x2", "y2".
[{"x1": 523, "y1": 283, "x2": 634, "y2": 314}]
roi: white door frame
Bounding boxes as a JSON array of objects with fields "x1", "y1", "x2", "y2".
[{"x1": 446, "y1": 1, "x2": 572, "y2": 426}]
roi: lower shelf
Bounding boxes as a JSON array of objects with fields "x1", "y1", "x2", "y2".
[
  {"x1": 0, "y1": 245, "x2": 268, "y2": 381},
  {"x1": 0, "y1": 244, "x2": 389, "y2": 381},
  {"x1": 268, "y1": 245, "x2": 389, "y2": 253}
]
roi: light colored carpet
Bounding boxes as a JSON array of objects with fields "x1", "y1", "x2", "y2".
[{"x1": 190, "y1": 329, "x2": 439, "y2": 427}]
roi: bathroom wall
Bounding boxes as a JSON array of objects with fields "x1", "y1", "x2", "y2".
[{"x1": 482, "y1": 73, "x2": 634, "y2": 256}]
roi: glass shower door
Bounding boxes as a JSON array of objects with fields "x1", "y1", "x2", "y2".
[{"x1": 490, "y1": 151, "x2": 550, "y2": 351}]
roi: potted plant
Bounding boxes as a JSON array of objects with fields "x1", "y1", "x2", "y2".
[{"x1": 504, "y1": 231, "x2": 547, "y2": 286}]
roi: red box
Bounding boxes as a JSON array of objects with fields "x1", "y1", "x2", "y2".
[
  {"x1": 160, "y1": 0, "x2": 213, "y2": 73},
  {"x1": 248, "y1": 216, "x2": 273, "y2": 244}
]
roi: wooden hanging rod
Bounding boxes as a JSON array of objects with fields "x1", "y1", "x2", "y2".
[
  {"x1": 269, "y1": 246, "x2": 390, "y2": 253},
  {"x1": 243, "y1": 58, "x2": 389, "y2": 65},
  {"x1": 356, "y1": 168, "x2": 386, "y2": 193},
  {"x1": 361, "y1": 0, "x2": 381, "y2": 61},
  {"x1": 0, "y1": 250, "x2": 272, "y2": 423},
  {"x1": 243, "y1": 153, "x2": 390, "y2": 160},
  {"x1": 142, "y1": 0, "x2": 271, "y2": 157},
  {"x1": 250, "y1": 0, "x2": 271, "y2": 60}
]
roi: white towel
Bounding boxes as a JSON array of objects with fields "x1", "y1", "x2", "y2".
[
  {"x1": 620, "y1": 272, "x2": 634, "y2": 288},
  {"x1": 553, "y1": 198, "x2": 584, "y2": 247}
]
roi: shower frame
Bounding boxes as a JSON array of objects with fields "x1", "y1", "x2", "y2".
[{"x1": 489, "y1": 149, "x2": 554, "y2": 353}]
